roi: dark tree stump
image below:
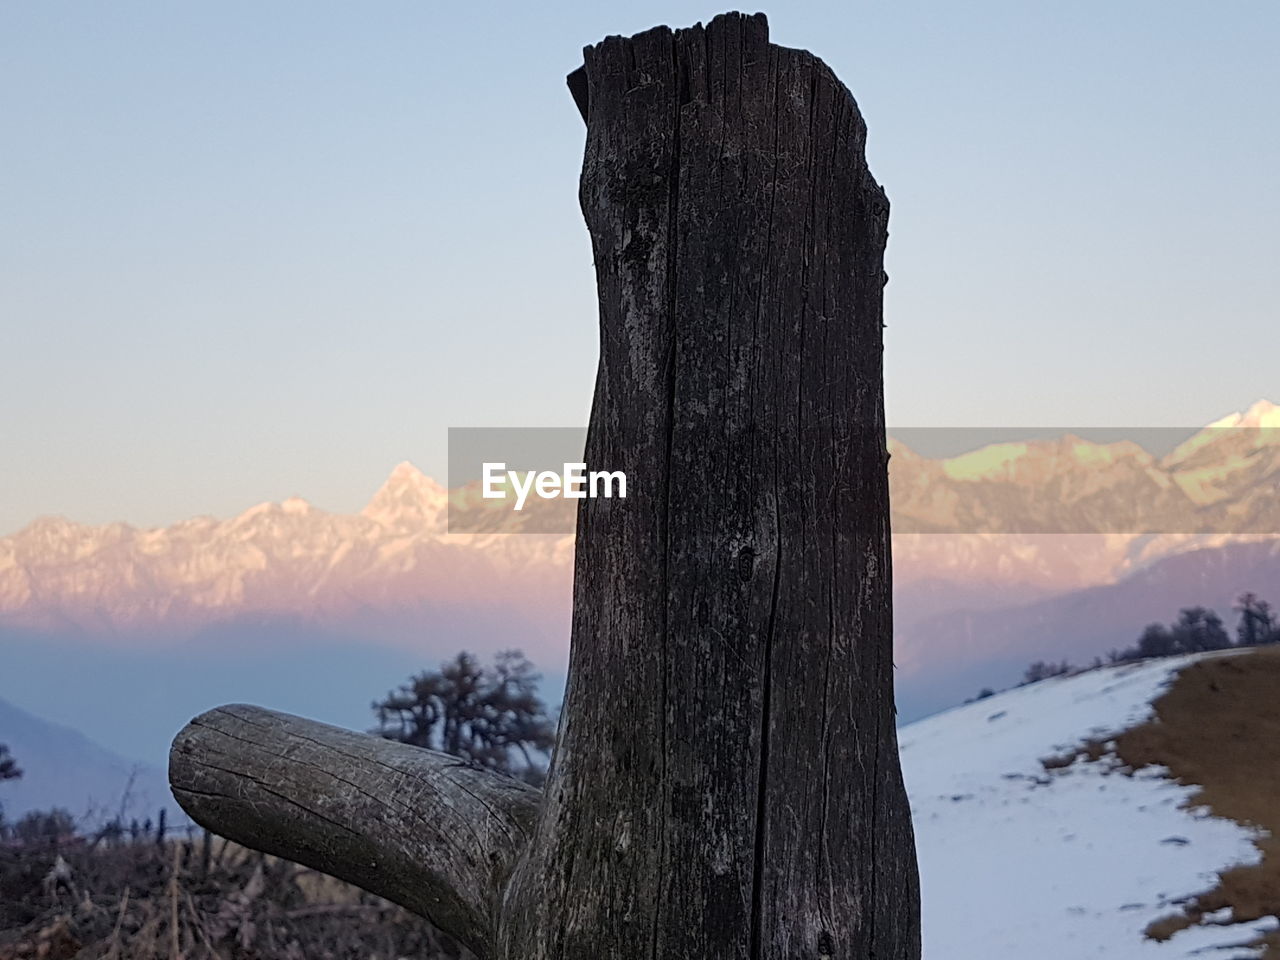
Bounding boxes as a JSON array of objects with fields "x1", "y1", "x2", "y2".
[
  {"x1": 170, "y1": 13, "x2": 919, "y2": 960},
  {"x1": 502, "y1": 12, "x2": 918, "y2": 959}
]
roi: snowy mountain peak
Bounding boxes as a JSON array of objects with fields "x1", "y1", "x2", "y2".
[
  {"x1": 361, "y1": 461, "x2": 447, "y2": 532},
  {"x1": 1240, "y1": 397, "x2": 1280, "y2": 428},
  {"x1": 1202, "y1": 398, "x2": 1280, "y2": 431},
  {"x1": 387, "y1": 460, "x2": 427, "y2": 483},
  {"x1": 1163, "y1": 398, "x2": 1280, "y2": 474}
]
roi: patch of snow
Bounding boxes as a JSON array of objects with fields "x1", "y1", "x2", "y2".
[{"x1": 900, "y1": 653, "x2": 1263, "y2": 958}]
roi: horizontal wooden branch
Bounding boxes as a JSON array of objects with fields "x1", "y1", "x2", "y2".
[{"x1": 170, "y1": 704, "x2": 539, "y2": 956}]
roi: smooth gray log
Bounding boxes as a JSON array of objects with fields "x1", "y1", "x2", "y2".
[{"x1": 169, "y1": 704, "x2": 537, "y2": 956}]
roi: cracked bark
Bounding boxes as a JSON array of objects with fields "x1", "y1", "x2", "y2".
[
  {"x1": 169, "y1": 12, "x2": 919, "y2": 959},
  {"x1": 170, "y1": 704, "x2": 537, "y2": 956}
]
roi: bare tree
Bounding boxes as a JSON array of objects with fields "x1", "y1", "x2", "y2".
[
  {"x1": 0, "y1": 745, "x2": 19, "y2": 783},
  {"x1": 1235, "y1": 592, "x2": 1275, "y2": 647},
  {"x1": 170, "y1": 13, "x2": 920, "y2": 959},
  {"x1": 1172, "y1": 606, "x2": 1231, "y2": 653},
  {"x1": 0, "y1": 743, "x2": 20, "y2": 829},
  {"x1": 373, "y1": 650, "x2": 555, "y2": 783}
]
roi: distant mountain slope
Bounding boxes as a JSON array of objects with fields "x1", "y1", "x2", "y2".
[
  {"x1": 0, "y1": 696, "x2": 178, "y2": 824},
  {"x1": 897, "y1": 539, "x2": 1280, "y2": 710},
  {"x1": 901, "y1": 652, "x2": 1272, "y2": 957},
  {"x1": 0, "y1": 626, "x2": 455, "y2": 774}
]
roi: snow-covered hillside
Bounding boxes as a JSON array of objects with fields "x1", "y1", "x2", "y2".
[{"x1": 901, "y1": 652, "x2": 1275, "y2": 958}]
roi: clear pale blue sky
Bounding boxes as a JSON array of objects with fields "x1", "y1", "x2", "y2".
[{"x1": 3, "y1": 1, "x2": 1277, "y2": 535}]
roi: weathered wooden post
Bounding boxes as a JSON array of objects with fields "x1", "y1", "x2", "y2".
[{"x1": 169, "y1": 13, "x2": 919, "y2": 959}]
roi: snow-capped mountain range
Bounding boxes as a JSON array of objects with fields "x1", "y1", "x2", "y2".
[
  {"x1": 890, "y1": 398, "x2": 1280, "y2": 534},
  {"x1": 0, "y1": 461, "x2": 572, "y2": 638},
  {"x1": 1, "y1": 401, "x2": 1276, "y2": 646}
]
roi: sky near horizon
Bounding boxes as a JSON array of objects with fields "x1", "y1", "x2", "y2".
[{"x1": 2, "y1": 1, "x2": 1277, "y2": 536}]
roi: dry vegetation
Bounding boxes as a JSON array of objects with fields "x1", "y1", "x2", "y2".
[
  {"x1": 1112, "y1": 648, "x2": 1280, "y2": 953},
  {"x1": 0, "y1": 825, "x2": 474, "y2": 960}
]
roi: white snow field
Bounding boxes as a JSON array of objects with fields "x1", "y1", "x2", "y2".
[{"x1": 900, "y1": 652, "x2": 1276, "y2": 958}]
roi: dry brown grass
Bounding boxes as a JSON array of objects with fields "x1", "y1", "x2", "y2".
[
  {"x1": 1112, "y1": 647, "x2": 1280, "y2": 952},
  {"x1": 0, "y1": 830, "x2": 473, "y2": 959}
]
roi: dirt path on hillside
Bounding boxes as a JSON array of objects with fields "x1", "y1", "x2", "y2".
[{"x1": 1113, "y1": 648, "x2": 1280, "y2": 952}]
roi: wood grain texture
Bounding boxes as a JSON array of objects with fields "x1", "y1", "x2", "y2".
[
  {"x1": 501, "y1": 11, "x2": 919, "y2": 959},
  {"x1": 169, "y1": 704, "x2": 537, "y2": 956},
  {"x1": 169, "y1": 12, "x2": 918, "y2": 959}
]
